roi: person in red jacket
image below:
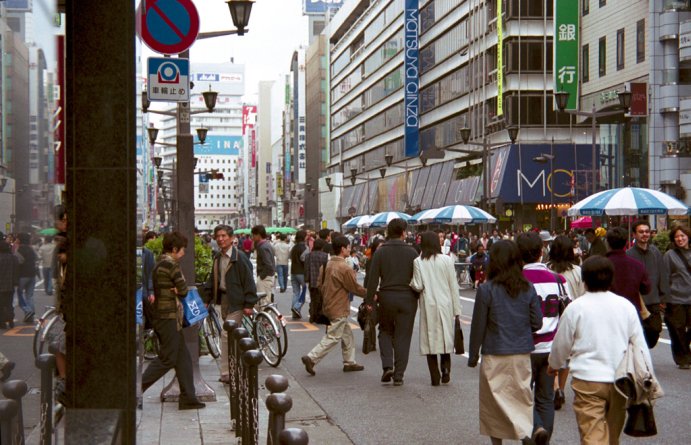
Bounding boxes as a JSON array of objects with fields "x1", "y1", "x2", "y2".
[{"x1": 605, "y1": 227, "x2": 651, "y2": 312}]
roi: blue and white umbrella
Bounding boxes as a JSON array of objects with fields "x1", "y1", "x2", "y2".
[
  {"x1": 365, "y1": 212, "x2": 413, "y2": 228},
  {"x1": 342, "y1": 215, "x2": 372, "y2": 229},
  {"x1": 567, "y1": 187, "x2": 689, "y2": 216},
  {"x1": 411, "y1": 205, "x2": 497, "y2": 224}
]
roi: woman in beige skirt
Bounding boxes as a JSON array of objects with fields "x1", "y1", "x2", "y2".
[{"x1": 468, "y1": 240, "x2": 543, "y2": 444}]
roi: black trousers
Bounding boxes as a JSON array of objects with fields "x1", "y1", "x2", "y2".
[
  {"x1": 377, "y1": 291, "x2": 417, "y2": 380},
  {"x1": 142, "y1": 318, "x2": 196, "y2": 401},
  {"x1": 0, "y1": 291, "x2": 13, "y2": 324},
  {"x1": 664, "y1": 303, "x2": 691, "y2": 366}
]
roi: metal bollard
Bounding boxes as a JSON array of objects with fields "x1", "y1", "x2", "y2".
[
  {"x1": 223, "y1": 319, "x2": 239, "y2": 429},
  {"x1": 242, "y1": 349, "x2": 263, "y2": 445},
  {"x1": 0, "y1": 400, "x2": 19, "y2": 445},
  {"x1": 2, "y1": 379, "x2": 29, "y2": 444},
  {"x1": 231, "y1": 327, "x2": 249, "y2": 437},
  {"x1": 36, "y1": 354, "x2": 56, "y2": 445},
  {"x1": 278, "y1": 427, "x2": 309, "y2": 445},
  {"x1": 238, "y1": 337, "x2": 257, "y2": 444},
  {"x1": 265, "y1": 375, "x2": 290, "y2": 445}
]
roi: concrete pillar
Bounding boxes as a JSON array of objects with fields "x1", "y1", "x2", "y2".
[{"x1": 64, "y1": 1, "x2": 136, "y2": 443}]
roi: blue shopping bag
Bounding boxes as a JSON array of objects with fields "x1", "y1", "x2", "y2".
[
  {"x1": 135, "y1": 287, "x2": 144, "y2": 325},
  {"x1": 182, "y1": 288, "x2": 208, "y2": 327}
]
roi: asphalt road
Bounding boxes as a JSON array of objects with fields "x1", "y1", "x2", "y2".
[
  {"x1": 1, "y1": 275, "x2": 690, "y2": 444},
  {"x1": 272, "y1": 275, "x2": 690, "y2": 445}
]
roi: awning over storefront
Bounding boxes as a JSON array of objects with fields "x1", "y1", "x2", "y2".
[{"x1": 445, "y1": 176, "x2": 481, "y2": 206}]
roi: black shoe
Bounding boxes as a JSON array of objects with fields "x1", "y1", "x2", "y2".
[
  {"x1": 0, "y1": 323, "x2": 7, "y2": 330},
  {"x1": 8, "y1": 320, "x2": 14, "y2": 328},
  {"x1": 0, "y1": 361, "x2": 15, "y2": 382},
  {"x1": 23, "y1": 311, "x2": 34, "y2": 323},
  {"x1": 343, "y1": 363, "x2": 364, "y2": 372},
  {"x1": 179, "y1": 399, "x2": 206, "y2": 410},
  {"x1": 381, "y1": 368, "x2": 394, "y2": 383},
  {"x1": 291, "y1": 308, "x2": 302, "y2": 320},
  {"x1": 393, "y1": 379, "x2": 404, "y2": 386},
  {"x1": 301, "y1": 356, "x2": 316, "y2": 376},
  {"x1": 679, "y1": 363, "x2": 690, "y2": 370},
  {"x1": 441, "y1": 371, "x2": 450, "y2": 384},
  {"x1": 532, "y1": 427, "x2": 549, "y2": 445},
  {"x1": 554, "y1": 388, "x2": 565, "y2": 410}
]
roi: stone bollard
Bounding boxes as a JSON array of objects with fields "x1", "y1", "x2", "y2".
[
  {"x1": 223, "y1": 319, "x2": 239, "y2": 429},
  {"x1": 231, "y1": 326, "x2": 249, "y2": 437},
  {"x1": 242, "y1": 349, "x2": 263, "y2": 445},
  {"x1": 0, "y1": 399, "x2": 19, "y2": 445},
  {"x1": 2, "y1": 379, "x2": 29, "y2": 444},
  {"x1": 265, "y1": 375, "x2": 291, "y2": 445},
  {"x1": 278, "y1": 427, "x2": 309, "y2": 445},
  {"x1": 35, "y1": 353, "x2": 56, "y2": 445}
]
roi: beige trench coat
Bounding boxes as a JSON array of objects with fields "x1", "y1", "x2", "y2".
[{"x1": 410, "y1": 254, "x2": 462, "y2": 355}]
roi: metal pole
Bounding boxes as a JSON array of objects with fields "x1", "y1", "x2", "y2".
[{"x1": 591, "y1": 104, "x2": 597, "y2": 195}]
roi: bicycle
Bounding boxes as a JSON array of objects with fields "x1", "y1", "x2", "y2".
[
  {"x1": 33, "y1": 306, "x2": 63, "y2": 359},
  {"x1": 201, "y1": 304, "x2": 222, "y2": 359},
  {"x1": 242, "y1": 301, "x2": 284, "y2": 367},
  {"x1": 259, "y1": 295, "x2": 288, "y2": 357}
]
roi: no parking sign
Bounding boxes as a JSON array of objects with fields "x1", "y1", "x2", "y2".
[{"x1": 137, "y1": 0, "x2": 200, "y2": 55}]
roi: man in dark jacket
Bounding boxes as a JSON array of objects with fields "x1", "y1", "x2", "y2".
[
  {"x1": 606, "y1": 227, "x2": 651, "y2": 312},
  {"x1": 290, "y1": 230, "x2": 308, "y2": 319},
  {"x1": 305, "y1": 239, "x2": 329, "y2": 323},
  {"x1": 251, "y1": 224, "x2": 275, "y2": 306},
  {"x1": 585, "y1": 228, "x2": 607, "y2": 258},
  {"x1": 203, "y1": 225, "x2": 258, "y2": 383},
  {"x1": 0, "y1": 240, "x2": 19, "y2": 328},
  {"x1": 15, "y1": 233, "x2": 38, "y2": 322},
  {"x1": 365, "y1": 218, "x2": 419, "y2": 386},
  {"x1": 627, "y1": 220, "x2": 669, "y2": 347}
]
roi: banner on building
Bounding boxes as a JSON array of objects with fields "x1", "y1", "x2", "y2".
[
  {"x1": 55, "y1": 35, "x2": 65, "y2": 185},
  {"x1": 194, "y1": 135, "x2": 242, "y2": 156},
  {"x1": 496, "y1": 0, "x2": 503, "y2": 116},
  {"x1": 303, "y1": 0, "x2": 344, "y2": 15},
  {"x1": 553, "y1": 0, "x2": 579, "y2": 110},
  {"x1": 629, "y1": 83, "x2": 647, "y2": 116},
  {"x1": 242, "y1": 105, "x2": 257, "y2": 135},
  {"x1": 404, "y1": 0, "x2": 420, "y2": 158},
  {"x1": 250, "y1": 129, "x2": 257, "y2": 169}
]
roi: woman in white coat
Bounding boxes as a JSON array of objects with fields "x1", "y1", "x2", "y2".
[{"x1": 411, "y1": 231, "x2": 462, "y2": 385}]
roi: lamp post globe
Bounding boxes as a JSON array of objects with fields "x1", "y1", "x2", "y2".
[
  {"x1": 227, "y1": 0, "x2": 254, "y2": 36},
  {"x1": 507, "y1": 126, "x2": 519, "y2": 144},
  {"x1": 196, "y1": 127, "x2": 208, "y2": 144},
  {"x1": 202, "y1": 87, "x2": 218, "y2": 112},
  {"x1": 617, "y1": 89, "x2": 632, "y2": 111},
  {"x1": 459, "y1": 127, "x2": 471, "y2": 144},
  {"x1": 385, "y1": 154, "x2": 393, "y2": 167},
  {"x1": 554, "y1": 90, "x2": 569, "y2": 112},
  {"x1": 147, "y1": 127, "x2": 159, "y2": 146}
]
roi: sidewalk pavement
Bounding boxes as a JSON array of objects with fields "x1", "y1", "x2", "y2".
[{"x1": 134, "y1": 354, "x2": 354, "y2": 444}]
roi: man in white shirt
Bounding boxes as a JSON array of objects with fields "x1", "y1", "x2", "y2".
[{"x1": 548, "y1": 255, "x2": 651, "y2": 445}]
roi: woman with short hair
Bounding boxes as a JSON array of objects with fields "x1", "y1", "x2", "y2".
[{"x1": 663, "y1": 224, "x2": 691, "y2": 369}]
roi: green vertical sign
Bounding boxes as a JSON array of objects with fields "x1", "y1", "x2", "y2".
[
  {"x1": 554, "y1": 0, "x2": 579, "y2": 110},
  {"x1": 496, "y1": 0, "x2": 503, "y2": 116}
]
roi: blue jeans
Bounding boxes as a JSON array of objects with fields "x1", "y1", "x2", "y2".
[
  {"x1": 43, "y1": 267, "x2": 54, "y2": 295},
  {"x1": 17, "y1": 276, "x2": 36, "y2": 316},
  {"x1": 531, "y1": 352, "x2": 554, "y2": 436},
  {"x1": 291, "y1": 274, "x2": 306, "y2": 312},
  {"x1": 276, "y1": 265, "x2": 289, "y2": 291}
]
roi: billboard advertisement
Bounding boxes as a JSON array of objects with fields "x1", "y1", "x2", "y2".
[{"x1": 194, "y1": 135, "x2": 242, "y2": 156}]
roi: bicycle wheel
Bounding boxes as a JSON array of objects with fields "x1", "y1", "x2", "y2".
[
  {"x1": 253, "y1": 312, "x2": 282, "y2": 367},
  {"x1": 263, "y1": 305, "x2": 288, "y2": 357},
  {"x1": 33, "y1": 308, "x2": 55, "y2": 358},
  {"x1": 37, "y1": 313, "x2": 63, "y2": 357},
  {"x1": 203, "y1": 312, "x2": 222, "y2": 359}
]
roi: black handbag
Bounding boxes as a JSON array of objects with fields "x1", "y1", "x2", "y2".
[
  {"x1": 624, "y1": 401, "x2": 657, "y2": 437},
  {"x1": 454, "y1": 317, "x2": 464, "y2": 355}
]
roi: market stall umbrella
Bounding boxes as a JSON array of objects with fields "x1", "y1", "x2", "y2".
[
  {"x1": 411, "y1": 205, "x2": 497, "y2": 225},
  {"x1": 267, "y1": 227, "x2": 297, "y2": 234},
  {"x1": 38, "y1": 228, "x2": 59, "y2": 236},
  {"x1": 342, "y1": 215, "x2": 373, "y2": 230},
  {"x1": 233, "y1": 228, "x2": 251, "y2": 235},
  {"x1": 365, "y1": 212, "x2": 413, "y2": 228},
  {"x1": 570, "y1": 216, "x2": 593, "y2": 229},
  {"x1": 567, "y1": 187, "x2": 689, "y2": 217}
]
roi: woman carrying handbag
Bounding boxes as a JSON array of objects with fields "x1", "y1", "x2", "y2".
[{"x1": 410, "y1": 231, "x2": 462, "y2": 386}]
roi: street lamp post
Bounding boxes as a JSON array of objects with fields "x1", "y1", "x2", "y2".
[
  {"x1": 554, "y1": 89, "x2": 631, "y2": 196},
  {"x1": 533, "y1": 137, "x2": 557, "y2": 232}
]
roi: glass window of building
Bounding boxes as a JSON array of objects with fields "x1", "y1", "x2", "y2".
[
  {"x1": 616, "y1": 29, "x2": 625, "y2": 71},
  {"x1": 636, "y1": 19, "x2": 645, "y2": 63},
  {"x1": 582, "y1": 0, "x2": 589, "y2": 15},
  {"x1": 599, "y1": 0, "x2": 606, "y2": 7},
  {"x1": 582, "y1": 44, "x2": 589, "y2": 82},
  {"x1": 506, "y1": 0, "x2": 554, "y2": 18},
  {"x1": 599, "y1": 37, "x2": 607, "y2": 77}
]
